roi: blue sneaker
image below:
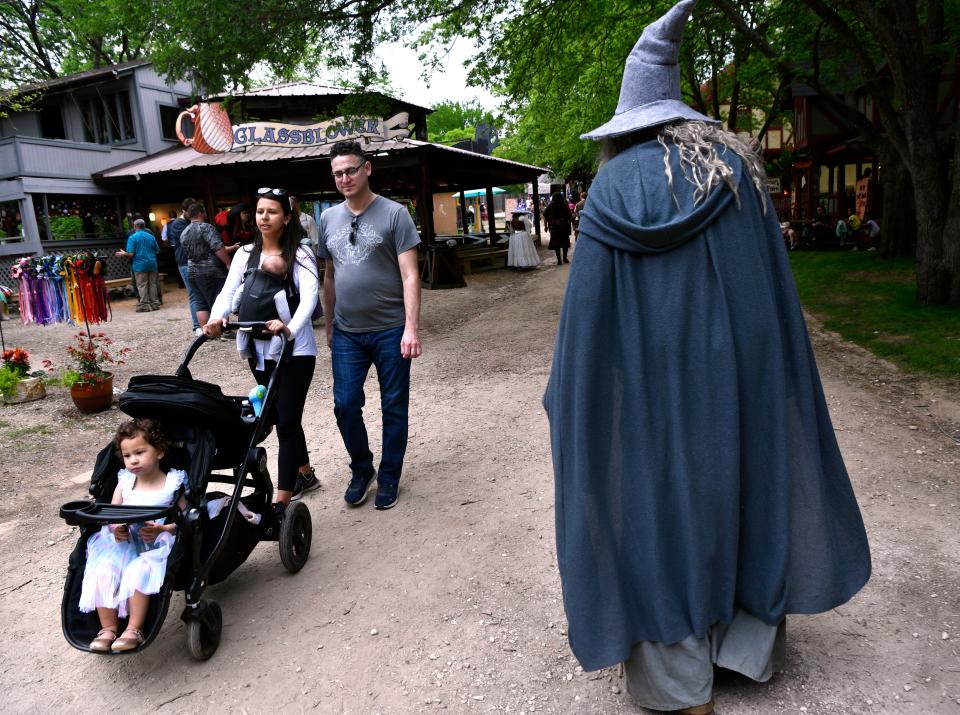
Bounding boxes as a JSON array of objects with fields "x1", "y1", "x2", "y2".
[
  {"x1": 344, "y1": 470, "x2": 375, "y2": 506},
  {"x1": 374, "y1": 481, "x2": 399, "y2": 510}
]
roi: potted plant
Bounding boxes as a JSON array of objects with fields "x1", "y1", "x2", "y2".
[
  {"x1": 55, "y1": 331, "x2": 131, "y2": 414},
  {"x1": 0, "y1": 347, "x2": 46, "y2": 404}
]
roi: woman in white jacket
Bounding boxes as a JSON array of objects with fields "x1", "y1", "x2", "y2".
[{"x1": 204, "y1": 187, "x2": 321, "y2": 514}]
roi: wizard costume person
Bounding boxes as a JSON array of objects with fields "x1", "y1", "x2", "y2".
[{"x1": 542, "y1": 1, "x2": 871, "y2": 713}]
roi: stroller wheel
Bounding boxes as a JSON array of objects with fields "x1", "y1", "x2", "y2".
[
  {"x1": 185, "y1": 600, "x2": 222, "y2": 661},
  {"x1": 279, "y1": 501, "x2": 312, "y2": 573}
]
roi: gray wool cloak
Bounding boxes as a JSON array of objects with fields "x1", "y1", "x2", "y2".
[{"x1": 543, "y1": 138, "x2": 871, "y2": 671}]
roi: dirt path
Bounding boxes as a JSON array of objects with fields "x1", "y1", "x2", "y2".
[{"x1": 0, "y1": 253, "x2": 958, "y2": 714}]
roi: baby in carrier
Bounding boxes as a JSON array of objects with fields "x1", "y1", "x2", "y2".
[{"x1": 232, "y1": 253, "x2": 296, "y2": 367}]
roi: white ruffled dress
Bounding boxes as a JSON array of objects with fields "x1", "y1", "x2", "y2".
[
  {"x1": 508, "y1": 215, "x2": 540, "y2": 268},
  {"x1": 78, "y1": 468, "x2": 186, "y2": 617}
]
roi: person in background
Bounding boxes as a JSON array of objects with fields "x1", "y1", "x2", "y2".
[
  {"x1": 180, "y1": 203, "x2": 231, "y2": 328},
  {"x1": 780, "y1": 218, "x2": 798, "y2": 250},
  {"x1": 863, "y1": 216, "x2": 880, "y2": 251},
  {"x1": 116, "y1": 218, "x2": 160, "y2": 313},
  {"x1": 291, "y1": 196, "x2": 319, "y2": 251},
  {"x1": 835, "y1": 216, "x2": 849, "y2": 248},
  {"x1": 229, "y1": 204, "x2": 255, "y2": 246},
  {"x1": 543, "y1": 191, "x2": 573, "y2": 264},
  {"x1": 544, "y1": 2, "x2": 871, "y2": 713},
  {"x1": 573, "y1": 191, "x2": 588, "y2": 239},
  {"x1": 165, "y1": 198, "x2": 202, "y2": 334},
  {"x1": 290, "y1": 195, "x2": 324, "y2": 327}
]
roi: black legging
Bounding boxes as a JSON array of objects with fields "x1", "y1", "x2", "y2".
[
  {"x1": 248, "y1": 354, "x2": 315, "y2": 493},
  {"x1": 554, "y1": 248, "x2": 568, "y2": 263}
]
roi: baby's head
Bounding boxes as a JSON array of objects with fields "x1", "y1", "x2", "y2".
[
  {"x1": 261, "y1": 255, "x2": 287, "y2": 279},
  {"x1": 113, "y1": 418, "x2": 169, "y2": 462}
]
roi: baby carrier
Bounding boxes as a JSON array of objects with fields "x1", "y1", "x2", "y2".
[
  {"x1": 236, "y1": 244, "x2": 300, "y2": 340},
  {"x1": 59, "y1": 327, "x2": 312, "y2": 660}
]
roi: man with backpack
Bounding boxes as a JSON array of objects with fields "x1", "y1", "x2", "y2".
[
  {"x1": 166, "y1": 198, "x2": 201, "y2": 335},
  {"x1": 180, "y1": 203, "x2": 231, "y2": 330}
]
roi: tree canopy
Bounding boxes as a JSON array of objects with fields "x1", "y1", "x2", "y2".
[
  {"x1": 1, "y1": 0, "x2": 957, "y2": 303},
  {"x1": 426, "y1": 99, "x2": 499, "y2": 144}
]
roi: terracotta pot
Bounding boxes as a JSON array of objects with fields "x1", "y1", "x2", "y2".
[
  {"x1": 70, "y1": 373, "x2": 113, "y2": 414},
  {"x1": 3, "y1": 376, "x2": 46, "y2": 404}
]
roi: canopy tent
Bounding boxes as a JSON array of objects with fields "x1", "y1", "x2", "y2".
[{"x1": 453, "y1": 187, "x2": 506, "y2": 198}]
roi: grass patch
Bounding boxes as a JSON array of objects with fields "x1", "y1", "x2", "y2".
[
  {"x1": 0, "y1": 419, "x2": 8, "y2": 429},
  {"x1": 788, "y1": 251, "x2": 960, "y2": 378},
  {"x1": 6, "y1": 424, "x2": 54, "y2": 439}
]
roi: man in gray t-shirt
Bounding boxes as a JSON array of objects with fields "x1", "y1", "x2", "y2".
[
  {"x1": 318, "y1": 140, "x2": 422, "y2": 511},
  {"x1": 318, "y1": 197, "x2": 420, "y2": 331}
]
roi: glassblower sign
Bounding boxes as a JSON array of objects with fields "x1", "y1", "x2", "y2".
[{"x1": 175, "y1": 102, "x2": 411, "y2": 154}]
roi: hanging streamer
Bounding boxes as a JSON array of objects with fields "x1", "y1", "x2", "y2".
[{"x1": 10, "y1": 252, "x2": 111, "y2": 326}]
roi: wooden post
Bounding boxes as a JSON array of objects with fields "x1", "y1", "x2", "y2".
[
  {"x1": 485, "y1": 186, "x2": 496, "y2": 246},
  {"x1": 418, "y1": 162, "x2": 435, "y2": 244},
  {"x1": 532, "y1": 186, "x2": 542, "y2": 246},
  {"x1": 202, "y1": 172, "x2": 217, "y2": 220},
  {"x1": 459, "y1": 190, "x2": 467, "y2": 235}
]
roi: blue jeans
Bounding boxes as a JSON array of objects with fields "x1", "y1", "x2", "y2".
[
  {"x1": 332, "y1": 325, "x2": 411, "y2": 486},
  {"x1": 178, "y1": 264, "x2": 200, "y2": 330}
]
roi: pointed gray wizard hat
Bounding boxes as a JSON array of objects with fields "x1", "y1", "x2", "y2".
[{"x1": 581, "y1": 0, "x2": 718, "y2": 140}]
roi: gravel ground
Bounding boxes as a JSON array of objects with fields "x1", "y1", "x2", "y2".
[{"x1": 0, "y1": 249, "x2": 958, "y2": 714}]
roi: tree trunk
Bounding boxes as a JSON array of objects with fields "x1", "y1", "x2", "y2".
[
  {"x1": 878, "y1": 148, "x2": 914, "y2": 259},
  {"x1": 912, "y1": 160, "x2": 957, "y2": 305},
  {"x1": 940, "y1": 121, "x2": 960, "y2": 305},
  {"x1": 906, "y1": 83, "x2": 957, "y2": 305}
]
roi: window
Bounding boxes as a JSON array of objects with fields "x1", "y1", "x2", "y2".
[
  {"x1": 159, "y1": 104, "x2": 181, "y2": 141},
  {"x1": 0, "y1": 200, "x2": 24, "y2": 243},
  {"x1": 35, "y1": 194, "x2": 121, "y2": 241},
  {"x1": 80, "y1": 91, "x2": 136, "y2": 144},
  {"x1": 39, "y1": 105, "x2": 66, "y2": 139}
]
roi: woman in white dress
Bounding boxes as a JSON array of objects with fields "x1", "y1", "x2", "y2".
[
  {"x1": 507, "y1": 208, "x2": 540, "y2": 269},
  {"x1": 80, "y1": 419, "x2": 186, "y2": 652}
]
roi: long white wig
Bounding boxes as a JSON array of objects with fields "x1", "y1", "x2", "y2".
[{"x1": 600, "y1": 120, "x2": 768, "y2": 213}]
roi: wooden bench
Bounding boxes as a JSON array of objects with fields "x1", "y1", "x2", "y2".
[
  {"x1": 458, "y1": 247, "x2": 508, "y2": 274},
  {"x1": 104, "y1": 273, "x2": 167, "y2": 297}
]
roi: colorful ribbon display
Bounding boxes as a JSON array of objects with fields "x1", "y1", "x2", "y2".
[{"x1": 10, "y1": 252, "x2": 111, "y2": 325}]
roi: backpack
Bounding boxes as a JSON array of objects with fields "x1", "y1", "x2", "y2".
[
  {"x1": 236, "y1": 244, "x2": 300, "y2": 340},
  {"x1": 166, "y1": 217, "x2": 189, "y2": 265}
]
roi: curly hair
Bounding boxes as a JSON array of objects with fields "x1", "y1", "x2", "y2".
[
  {"x1": 599, "y1": 120, "x2": 768, "y2": 213},
  {"x1": 113, "y1": 418, "x2": 169, "y2": 457}
]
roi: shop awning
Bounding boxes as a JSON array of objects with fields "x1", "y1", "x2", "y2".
[{"x1": 453, "y1": 187, "x2": 507, "y2": 198}]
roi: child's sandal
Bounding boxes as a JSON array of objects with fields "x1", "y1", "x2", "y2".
[
  {"x1": 111, "y1": 627, "x2": 145, "y2": 652},
  {"x1": 89, "y1": 627, "x2": 117, "y2": 652}
]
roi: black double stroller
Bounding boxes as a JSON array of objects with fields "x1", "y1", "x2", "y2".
[{"x1": 59, "y1": 326, "x2": 312, "y2": 660}]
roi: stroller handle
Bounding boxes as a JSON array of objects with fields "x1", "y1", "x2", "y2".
[{"x1": 177, "y1": 322, "x2": 289, "y2": 377}]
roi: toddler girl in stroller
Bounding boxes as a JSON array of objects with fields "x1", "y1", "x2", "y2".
[{"x1": 79, "y1": 419, "x2": 187, "y2": 652}]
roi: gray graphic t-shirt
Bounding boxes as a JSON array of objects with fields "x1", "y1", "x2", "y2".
[{"x1": 318, "y1": 196, "x2": 421, "y2": 332}]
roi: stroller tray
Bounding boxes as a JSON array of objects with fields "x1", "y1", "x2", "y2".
[{"x1": 60, "y1": 500, "x2": 175, "y2": 527}]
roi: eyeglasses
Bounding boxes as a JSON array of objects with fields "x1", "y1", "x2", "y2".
[
  {"x1": 349, "y1": 216, "x2": 359, "y2": 245},
  {"x1": 332, "y1": 162, "x2": 365, "y2": 181},
  {"x1": 257, "y1": 187, "x2": 289, "y2": 198}
]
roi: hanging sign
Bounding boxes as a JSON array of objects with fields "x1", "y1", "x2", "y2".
[{"x1": 175, "y1": 102, "x2": 411, "y2": 154}]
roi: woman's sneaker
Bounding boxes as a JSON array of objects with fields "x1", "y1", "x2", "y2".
[{"x1": 291, "y1": 468, "x2": 320, "y2": 500}]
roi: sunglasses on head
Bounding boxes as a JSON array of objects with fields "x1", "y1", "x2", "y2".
[
  {"x1": 257, "y1": 187, "x2": 289, "y2": 198},
  {"x1": 332, "y1": 162, "x2": 366, "y2": 181},
  {"x1": 349, "y1": 216, "x2": 359, "y2": 245}
]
